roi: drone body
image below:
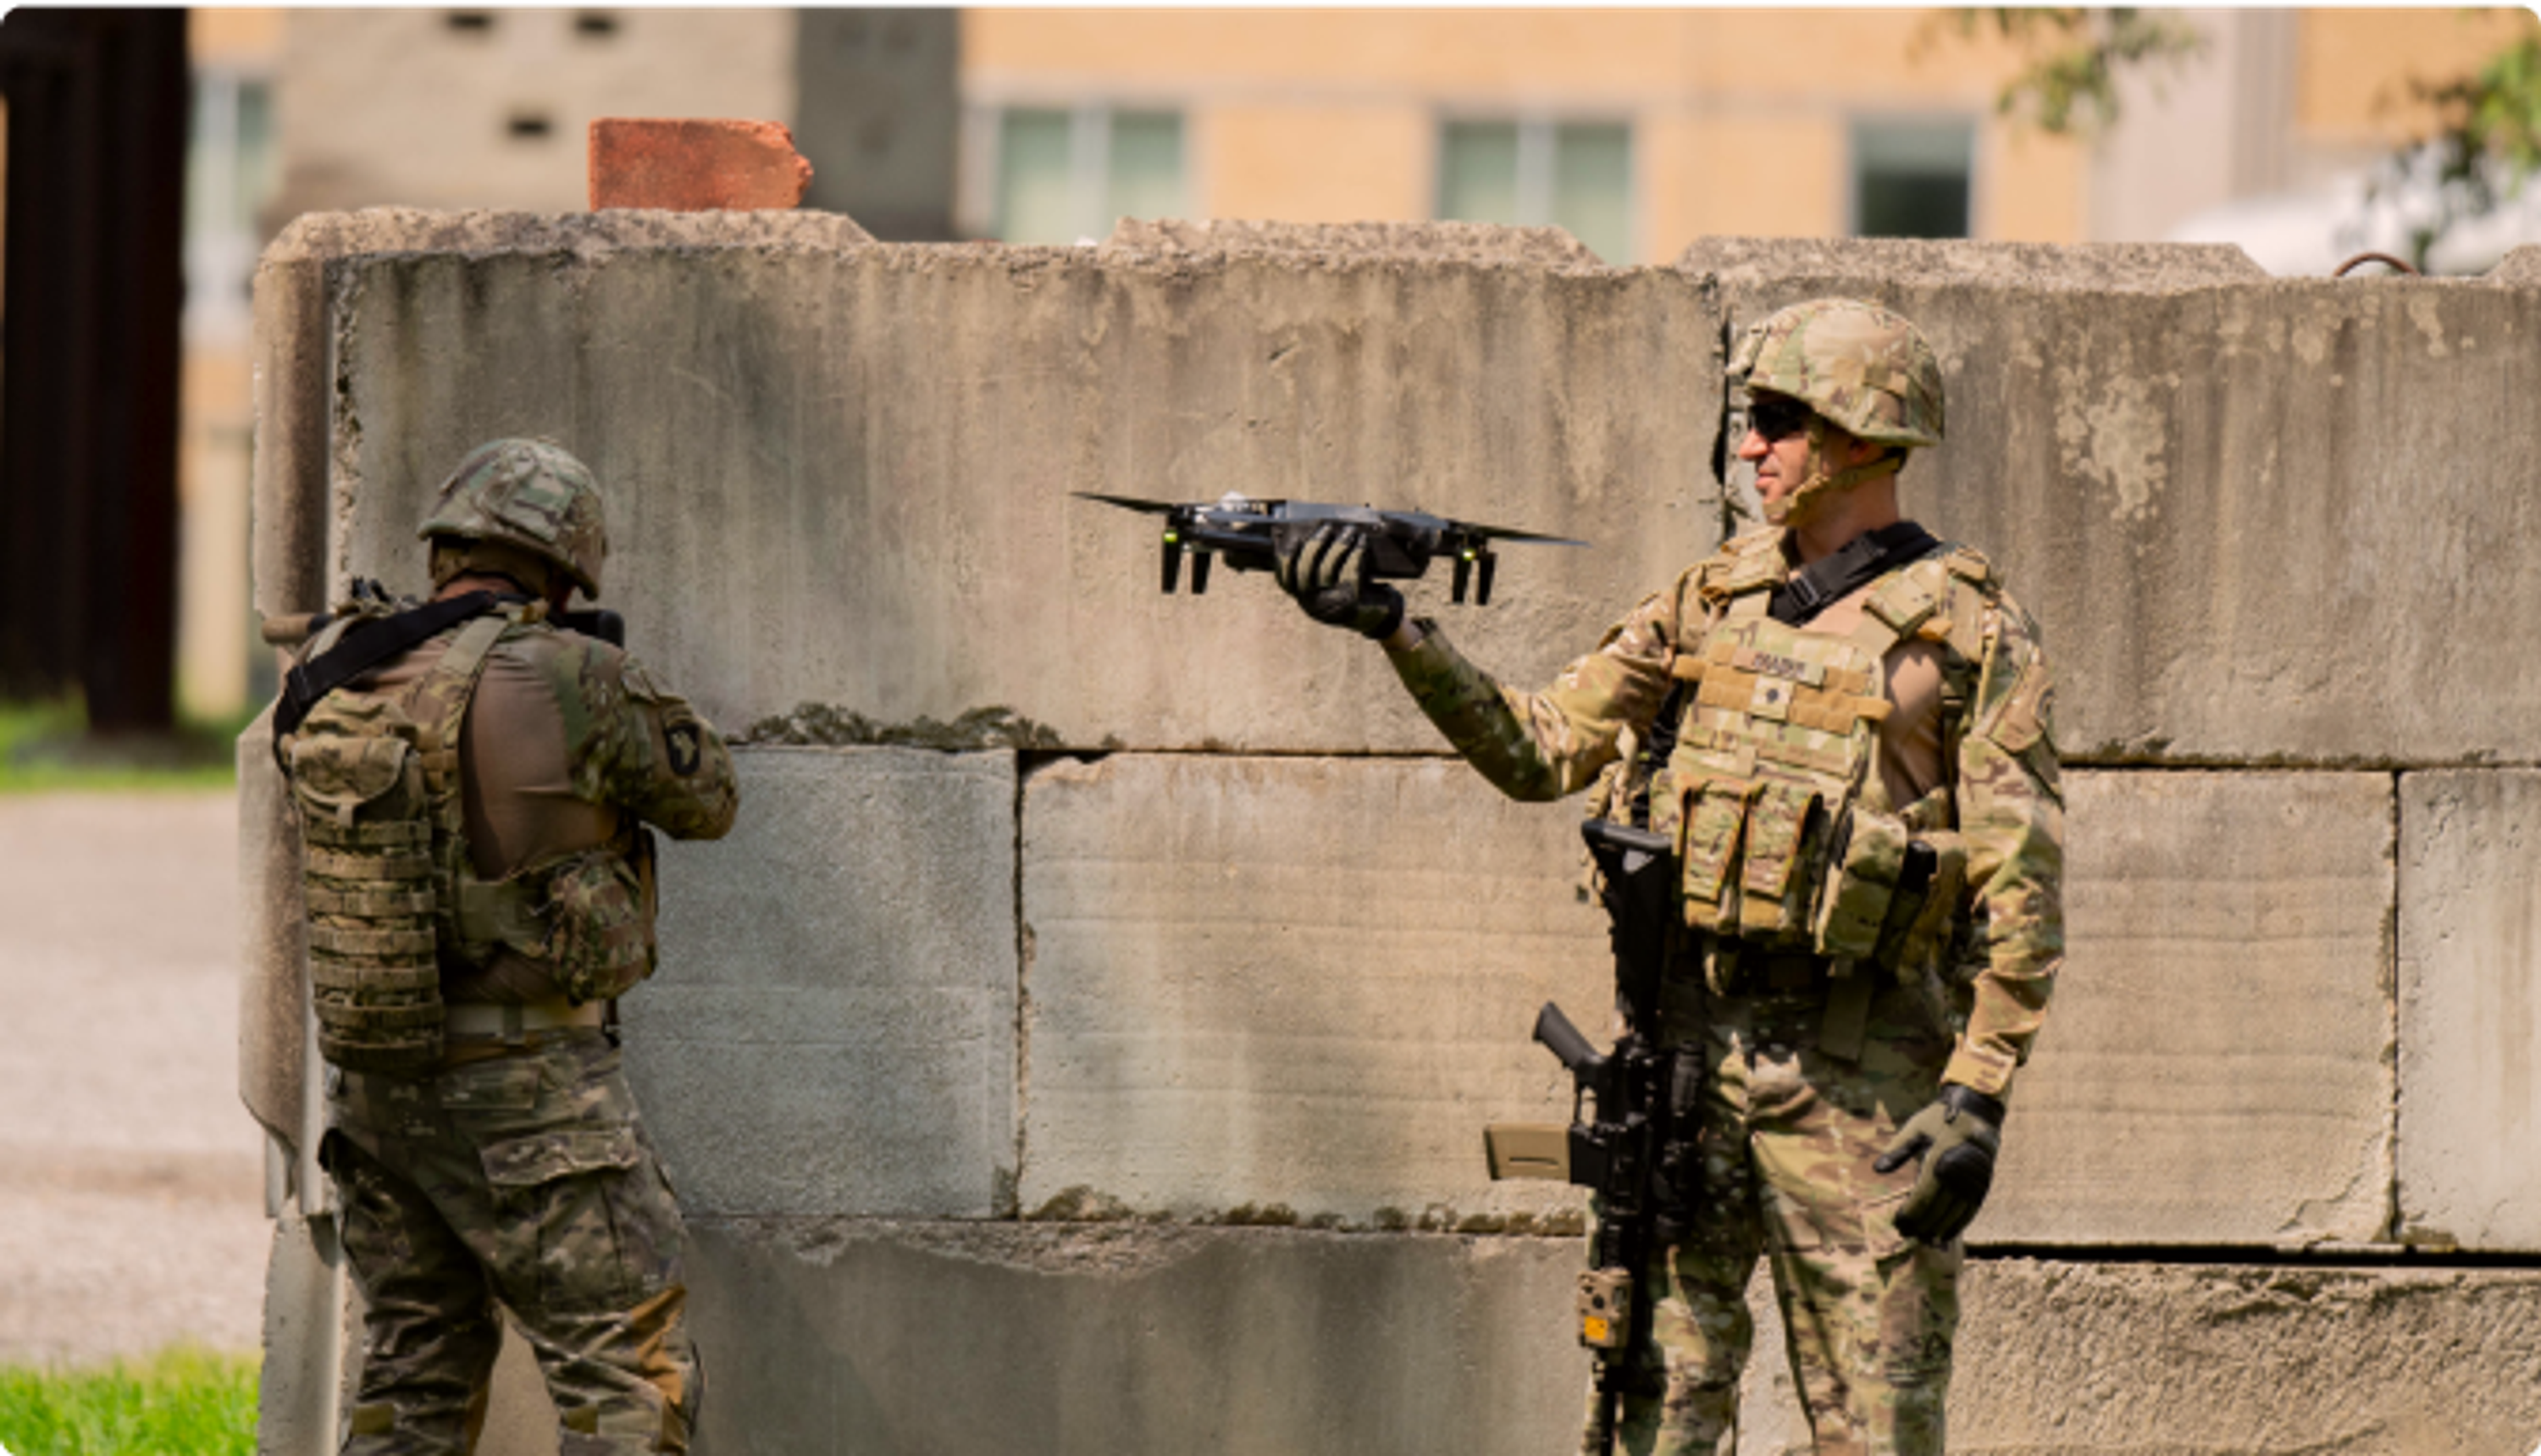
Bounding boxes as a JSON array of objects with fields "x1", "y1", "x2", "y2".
[{"x1": 1076, "y1": 491, "x2": 1585, "y2": 606}]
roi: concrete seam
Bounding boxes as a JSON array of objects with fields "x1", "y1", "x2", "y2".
[
  {"x1": 1968, "y1": 1242, "x2": 2541, "y2": 1270},
  {"x1": 2384, "y1": 767, "x2": 2405, "y2": 1243},
  {"x1": 324, "y1": 257, "x2": 364, "y2": 601},
  {"x1": 1008, "y1": 749, "x2": 1032, "y2": 1221}
]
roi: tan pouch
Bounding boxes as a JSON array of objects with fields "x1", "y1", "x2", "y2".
[
  {"x1": 1736, "y1": 781, "x2": 1825, "y2": 946},
  {"x1": 1676, "y1": 778, "x2": 1756, "y2": 936}
]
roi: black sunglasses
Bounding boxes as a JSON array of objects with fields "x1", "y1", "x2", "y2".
[{"x1": 1746, "y1": 395, "x2": 1814, "y2": 442}]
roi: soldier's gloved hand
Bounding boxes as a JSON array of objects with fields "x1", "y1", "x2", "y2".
[
  {"x1": 1273, "y1": 521, "x2": 1404, "y2": 639},
  {"x1": 1872, "y1": 1083, "x2": 2006, "y2": 1245}
]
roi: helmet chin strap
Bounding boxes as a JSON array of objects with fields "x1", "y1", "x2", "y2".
[{"x1": 1761, "y1": 418, "x2": 1902, "y2": 527}]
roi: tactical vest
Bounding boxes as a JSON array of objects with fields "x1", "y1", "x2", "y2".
[
  {"x1": 280, "y1": 601, "x2": 653, "y2": 1071},
  {"x1": 1645, "y1": 539, "x2": 1998, "y2": 985}
]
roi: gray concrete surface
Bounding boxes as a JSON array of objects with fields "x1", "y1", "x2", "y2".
[
  {"x1": 1019, "y1": 752, "x2": 1608, "y2": 1226},
  {"x1": 627, "y1": 746, "x2": 1021, "y2": 1218},
  {"x1": 1693, "y1": 235, "x2": 2541, "y2": 767},
  {"x1": 305, "y1": 228, "x2": 1725, "y2": 752},
  {"x1": 1956, "y1": 1259, "x2": 2541, "y2": 1453},
  {"x1": 0, "y1": 791, "x2": 268, "y2": 1365},
  {"x1": 1985, "y1": 770, "x2": 2396, "y2": 1247},
  {"x1": 237, "y1": 710, "x2": 307, "y2": 1159},
  {"x1": 2399, "y1": 769, "x2": 2541, "y2": 1253},
  {"x1": 680, "y1": 1220, "x2": 1590, "y2": 1456},
  {"x1": 556, "y1": 1220, "x2": 2541, "y2": 1456}
]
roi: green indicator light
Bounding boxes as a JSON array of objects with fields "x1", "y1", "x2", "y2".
[{"x1": 1165, "y1": 531, "x2": 1180, "y2": 544}]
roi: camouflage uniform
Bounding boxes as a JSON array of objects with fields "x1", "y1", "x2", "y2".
[
  {"x1": 1387, "y1": 304, "x2": 2062, "y2": 1454},
  {"x1": 288, "y1": 440, "x2": 740, "y2": 1456}
]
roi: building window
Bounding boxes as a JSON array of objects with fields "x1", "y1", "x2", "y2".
[
  {"x1": 1436, "y1": 119, "x2": 1632, "y2": 263},
  {"x1": 990, "y1": 106, "x2": 1185, "y2": 245},
  {"x1": 1852, "y1": 119, "x2": 1974, "y2": 239},
  {"x1": 184, "y1": 70, "x2": 278, "y2": 343}
]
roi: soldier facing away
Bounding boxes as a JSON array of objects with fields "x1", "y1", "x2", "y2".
[
  {"x1": 273, "y1": 440, "x2": 739, "y2": 1454},
  {"x1": 1275, "y1": 300, "x2": 2063, "y2": 1453}
]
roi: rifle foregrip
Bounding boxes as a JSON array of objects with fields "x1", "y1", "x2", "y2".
[{"x1": 1533, "y1": 1001, "x2": 1603, "y2": 1073}]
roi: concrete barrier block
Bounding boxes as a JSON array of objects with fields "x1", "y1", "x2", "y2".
[
  {"x1": 324, "y1": 235, "x2": 1724, "y2": 753},
  {"x1": 479, "y1": 1323, "x2": 558, "y2": 1456},
  {"x1": 625, "y1": 747, "x2": 1019, "y2": 1218},
  {"x1": 1983, "y1": 770, "x2": 2394, "y2": 1247},
  {"x1": 671, "y1": 1223, "x2": 2541, "y2": 1456},
  {"x1": 683, "y1": 1220, "x2": 1588, "y2": 1456},
  {"x1": 2399, "y1": 769, "x2": 2541, "y2": 1253},
  {"x1": 1955, "y1": 1259, "x2": 2541, "y2": 1452},
  {"x1": 1690, "y1": 237, "x2": 2541, "y2": 766},
  {"x1": 252, "y1": 1213, "x2": 347, "y2": 1456},
  {"x1": 236, "y1": 709, "x2": 307, "y2": 1153},
  {"x1": 1020, "y1": 753, "x2": 1609, "y2": 1226}
]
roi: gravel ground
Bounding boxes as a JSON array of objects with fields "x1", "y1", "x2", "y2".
[{"x1": 0, "y1": 790, "x2": 269, "y2": 1367}]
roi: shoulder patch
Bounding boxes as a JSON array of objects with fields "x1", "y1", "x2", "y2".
[{"x1": 664, "y1": 720, "x2": 704, "y2": 777}]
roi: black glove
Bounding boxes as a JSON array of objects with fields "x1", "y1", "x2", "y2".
[
  {"x1": 1872, "y1": 1082, "x2": 2005, "y2": 1246},
  {"x1": 1273, "y1": 521, "x2": 1405, "y2": 639}
]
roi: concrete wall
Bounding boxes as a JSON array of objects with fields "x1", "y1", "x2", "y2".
[{"x1": 247, "y1": 215, "x2": 2541, "y2": 1453}]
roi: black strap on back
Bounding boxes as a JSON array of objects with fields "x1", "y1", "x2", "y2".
[
  {"x1": 272, "y1": 591, "x2": 518, "y2": 742},
  {"x1": 1768, "y1": 520, "x2": 1940, "y2": 627}
]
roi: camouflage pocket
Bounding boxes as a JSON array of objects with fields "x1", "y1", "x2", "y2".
[
  {"x1": 1813, "y1": 807, "x2": 1912, "y2": 962},
  {"x1": 480, "y1": 1124, "x2": 681, "y2": 1313},
  {"x1": 541, "y1": 850, "x2": 655, "y2": 1005}
]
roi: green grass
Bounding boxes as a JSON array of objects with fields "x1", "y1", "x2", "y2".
[
  {"x1": 0, "y1": 1348, "x2": 258, "y2": 1456},
  {"x1": 0, "y1": 698, "x2": 248, "y2": 794}
]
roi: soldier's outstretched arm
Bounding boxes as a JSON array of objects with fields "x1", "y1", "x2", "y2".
[
  {"x1": 1940, "y1": 595, "x2": 2065, "y2": 1100},
  {"x1": 1271, "y1": 518, "x2": 1681, "y2": 802},
  {"x1": 545, "y1": 637, "x2": 740, "y2": 840}
]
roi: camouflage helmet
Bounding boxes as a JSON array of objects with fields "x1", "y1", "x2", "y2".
[
  {"x1": 416, "y1": 439, "x2": 608, "y2": 599},
  {"x1": 1726, "y1": 298, "x2": 1945, "y2": 449}
]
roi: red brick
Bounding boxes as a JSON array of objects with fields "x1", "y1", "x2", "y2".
[{"x1": 588, "y1": 118, "x2": 812, "y2": 212}]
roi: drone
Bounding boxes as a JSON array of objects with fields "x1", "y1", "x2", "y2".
[{"x1": 1076, "y1": 491, "x2": 1586, "y2": 606}]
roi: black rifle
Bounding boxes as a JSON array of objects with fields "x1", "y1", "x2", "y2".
[
  {"x1": 1486, "y1": 818, "x2": 1697, "y2": 1455},
  {"x1": 1073, "y1": 491, "x2": 1584, "y2": 605}
]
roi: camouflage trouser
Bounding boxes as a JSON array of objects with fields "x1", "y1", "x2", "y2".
[
  {"x1": 320, "y1": 1029, "x2": 700, "y2": 1455},
  {"x1": 1589, "y1": 976, "x2": 1961, "y2": 1456}
]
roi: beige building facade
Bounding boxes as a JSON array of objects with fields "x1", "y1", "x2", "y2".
[{"x1": 176, "y1": 6, "x2": 2535, "y2": 718}]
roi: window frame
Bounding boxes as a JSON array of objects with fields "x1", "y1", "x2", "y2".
[
  {"x1": 960, "y1": 98, "x2": 1192, "y2": 245},
  {"x1": 1432, "y1": 111, "x2": 1637, "y2": 263},
  {"x1": 1845, "y1": 113, "x2": 1983, "y2": 241}
]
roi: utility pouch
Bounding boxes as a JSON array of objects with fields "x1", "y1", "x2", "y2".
[
  {"x1": 1675, "y1": 778, "x2": 1756, "y2": 937},
  {"x1": 541, "y1": 837, "x2": 657, "y2": 1005},
  {"x1": 1812, "y1": 806, "x2": 1913, "y2": 962},
  {"x1": 1736, "y1": 781, "x2": 1825, "y2": 946},
  {"x1": 286, "y1": 695, "x2": 446, "y2": 1074}
]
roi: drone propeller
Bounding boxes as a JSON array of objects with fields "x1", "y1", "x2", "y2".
[
  {"x1": 1075, "y1": 490, "x2": 1181, "y2": 516},
  {"x1": 1464, "y1": 523, "x2": 1589, "y2": 547}
]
